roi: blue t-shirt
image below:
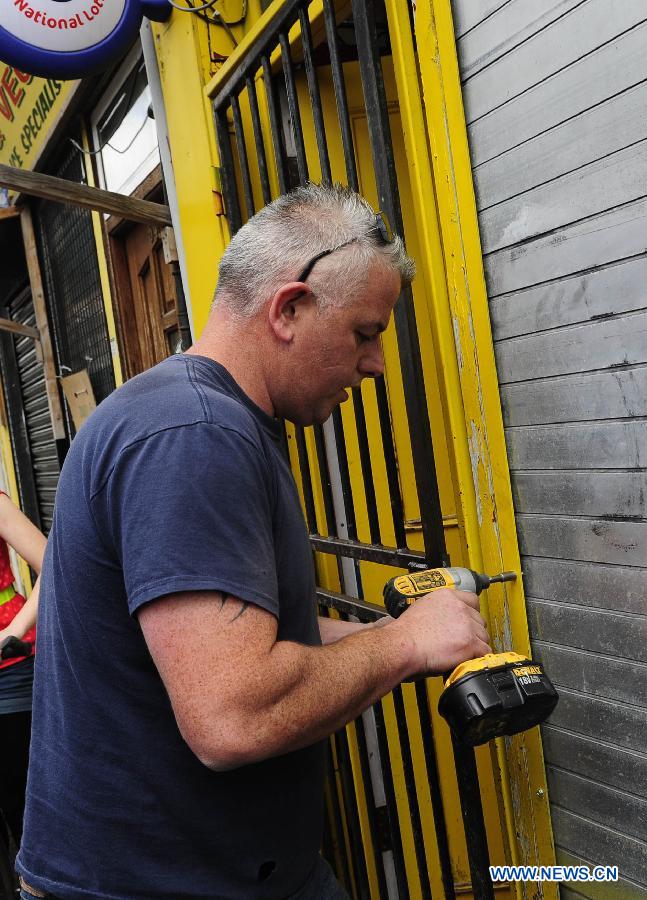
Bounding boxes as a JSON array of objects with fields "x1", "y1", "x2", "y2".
[{"x1": 18, "y1": 355, "x2": 325, "y2": 900}]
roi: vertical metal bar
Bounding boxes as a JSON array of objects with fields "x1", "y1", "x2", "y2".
[
  {"x1": 375, "y1": 377, "x2": 407, "y2": 548},
  {"x1": 332, "y1": 407, "x2": 357, "y2": 540},
  {"x1": 451, "y1": 737, "x2": 495, "y2": 900},
  {"x1": 352, "y1": 387, "x2": 381, "y2": 545},
  {"x1": 213, "y1": 107, "x2": 243, "y2": 235},
  {"x1": 295, "y1": 425, "x2": 318, "y2": 532},
  {"x1": 313, "y1": 424, "x2": 337, "y2": 535},
  {"x1": 298, "y1": 6, "x2": 332, "y2": 184},
  {"x1": 351, "y1": 0, "x2": 447, "y2": 565},
  {"x1": 322, "y1": 0, "x2": 359, "y2": 191},
  {"x1": 414, "y1": 681, "x2": 456, "y2": 900},
  {"x1": 392, "y1": 686, "x2": 433, "y2": 899},
  {"x1": 373, "y1": 700, "x2": 410, "y2": 899},
  {"x1": 334, "y1": 727, "x2": 372, "y2": 900},
  {"x1": 230, "y1": 93, "x2": 256, "y2": 219},
  {"x1": 261, "y1": 55, "x2": 288, "y2": 195},
  {"x1": 353, "y1": 712, "x2": 390, "y2": 899},
  {"x1": 326, "y1": 741, "x2": 354, "y2": 892},
  {"x1": 245, "y1": 74, "x2": 272, "y2": 205},
  {"x1": 279, "y1": 30, "x2": 309, "y2": 183}
]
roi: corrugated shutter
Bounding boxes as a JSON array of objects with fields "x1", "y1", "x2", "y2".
[
  {"x1": 451, "y1": 0, "x2": 647, "y2": 893},
  {"x1": 6, "y1": 286, "x2": 59, "y2": 533},
  {"x1": 36, "y1": 140, "x2": 115, "y2": 438}
]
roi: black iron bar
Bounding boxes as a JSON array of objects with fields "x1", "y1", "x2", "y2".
[
  {"x1": 245, "y1": 75, "x2": 272, "y2": 204},
  {"x1": 353, "y1": 712, "x2": 390, "y2": 899},
  {"x1": 351, "y1": 0, "x2": 447, "y2": 566},
  {"x1": 261, "y1": 55, "x2": 288, "y2": 195},
  {"x1": 414, "y1": 681, "x2": 456, "y2": 900},
  {"x1": 230, "y1": 93, "x2": 256, "y2": 219},
  {"x1": 352, "y1": 388, "x2": 382, "y2": 545},
  {"x1": 278, "y1": 30, "x2": 309, "y2": 183},
  {"x1": 322, "y1": 0, "x2": 359, "y2": 191},
  {"x1": 374, "y1": 376, "x2": 408, "y2": 548},
  {"x1": 316, "y1": 588, "x2": 384, "y2": 622},
  {"x1": 295, "y1": 425, "x2": 318, "y2": 532},
  {"x1": 213, "y1": 108, "x2": 243, "y2": 235},
  {"x1": 211, "y1": 0, "x2": 302, "y2": 111},
  {"x1": 334, "y1": 726, "x2": 373, "y2": 900},
  {"x1": 326, "y1": 741, "x2": 355, "y2": 892},
  {"x1": 311, "y1": 534, "x2": 424, "y2": 568},
  {"x1": 392, "y1": 686, "x2": 433, "y2": 898},
  {"x1": 298, "y1": 6, "x2": 332, "y2": 185},
  {"x1": 331, "y1": 407, "x2": 357, "y2": 540},
  {"x1": 313, "y1": 424, "x2": 337, "y2": 534},
  {"x1": 373, "y1": 700, "x2": 410, "y2": 899},
  {"x1": 450, "y1": 737, "x2": 495, "y2": 900}
]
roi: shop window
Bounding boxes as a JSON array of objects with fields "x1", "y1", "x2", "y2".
[{"x1": 91, "y1": 48, "x2": 160, "y2": 196}]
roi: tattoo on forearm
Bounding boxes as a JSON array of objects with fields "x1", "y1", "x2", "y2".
[{"x1": 230, "y1": 601, "x2": 249, "y2": 622}]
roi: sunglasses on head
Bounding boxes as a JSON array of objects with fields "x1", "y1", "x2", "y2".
[{"x1": 296, "y1": 211, "x2": 394, "y2": 284}]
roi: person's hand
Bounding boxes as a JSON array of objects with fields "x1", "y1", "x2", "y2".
[{"x1": 388, "y1": 588, "x2": 491, "y2": 678}]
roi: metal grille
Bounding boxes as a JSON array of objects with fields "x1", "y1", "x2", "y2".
[
  {"x1": 35, "y1": 139, "x2": 115, "y2": 436},
  {"x1": 0, "y1": 285, "x2": 60, "y2": 533},
  {"x1": 210, "y1": 1, "x2": 498, "y2": 898}
]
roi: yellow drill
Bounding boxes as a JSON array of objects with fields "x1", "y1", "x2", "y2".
[{"x1": 383, "y1": 567, "x2": 558, "y2": 746}]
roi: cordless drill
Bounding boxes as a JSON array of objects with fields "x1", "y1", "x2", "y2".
[{"x1": 383, "y1": 567, "x2": 558, "y2": 746}]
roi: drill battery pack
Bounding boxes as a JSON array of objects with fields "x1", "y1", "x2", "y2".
[{"x1": 438, "y1": 652, "x2": 559, "y2": 746}]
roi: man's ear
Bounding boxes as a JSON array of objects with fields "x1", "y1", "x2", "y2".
[{"x1": 268, "y1": 283, "x2": 314, "y2": 343}]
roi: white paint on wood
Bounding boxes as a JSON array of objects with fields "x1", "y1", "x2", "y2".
[
  {"x1": 501, "y1": 367, "x2": 647, "y2": 426},
  {"x1": 506, "y1": 420, "x2": 647, "y2": 469},
  {"x1": 468, "y1": 21, "x2": 647, "y2": 166},
  {"x1": 485, "y1": 196, "x2": 647, "y2": 296},
  {"x1": 480, "y1": 138, "x2": 647, "y2": 253},
  {"x1": 475, "y1": 80, "x2": 647, "y2": 210},
  {"x1": 489, "y1": 255, "x2": 647, "y2": 340},
  {"x1": 517, "y1": 515, "x2": 647, "y2": 567},
  {"x1": 495, "y1": 311, "x2": 647, "y2": 383},
  {"x1": 461, "y1": 0, "x2": 647, "y2": 123}
]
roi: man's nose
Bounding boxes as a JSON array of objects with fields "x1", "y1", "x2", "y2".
[{"x1": 358, "y1": 340, "x2": 385, "y2": 379}]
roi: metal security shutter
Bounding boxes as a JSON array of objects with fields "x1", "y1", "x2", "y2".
[
  {"x1": 36, "y1": 140, "x2": 115, "y2": 437},
  {"x1": 451, "y1": 0, "x2": 647, "y2": 893},
  {"x1": 4, "y1": 286, "x2": 59, "y2": 533}
]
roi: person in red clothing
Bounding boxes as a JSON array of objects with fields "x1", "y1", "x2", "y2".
[{"x1": 0, "y1": 491, "x2": 46, "y2": 848}]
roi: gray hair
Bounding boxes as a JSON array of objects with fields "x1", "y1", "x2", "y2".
[{"x1": 214, "y1": 182, "x2": 415, "y2": 316}]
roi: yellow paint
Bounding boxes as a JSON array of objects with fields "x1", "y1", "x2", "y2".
[
  {"x1": 79, "y1": 125, "x2": 123, "y2": 388},
  {"x1": 0, "y1": 65, "x2": 79, "y2": 183},
  {"x1": 415, "y1": 0, "x2": 557, "y2": 891},
  {"x1": 151, "y1": 14, "x2": 226, "y2": 336}
]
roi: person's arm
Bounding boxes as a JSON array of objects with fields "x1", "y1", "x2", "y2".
[
  {"x1": 138, "y1": 587, "x2": 490, "y2": 771},
  {"x1": 0, "y1": 493, "x2": 47, "y2": 573},
  {"x1": 0, "y1": 574, "x2": 40, "y2": 641},
  {"x1": 318, "y1": 614, "x2": 391, "y2": 644}
]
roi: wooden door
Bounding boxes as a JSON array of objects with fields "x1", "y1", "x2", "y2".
[{"x1": 111, "y1": 220, "x2": 180, "y2": 379}]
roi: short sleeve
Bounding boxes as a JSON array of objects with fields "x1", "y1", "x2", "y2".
[{"x1": 97, "y1": 422, "x2": 279, "y2": 617}]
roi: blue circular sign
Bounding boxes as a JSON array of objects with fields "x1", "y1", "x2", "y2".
[{"x1": 0, "y1": 0, "x2": 171, "y2": 79}]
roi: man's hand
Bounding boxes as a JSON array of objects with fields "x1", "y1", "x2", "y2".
[{"x1": 387, "y1": 588, "x2": 490, "y2": 677}]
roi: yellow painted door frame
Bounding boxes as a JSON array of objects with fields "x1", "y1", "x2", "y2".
[{"x1": 403, "y1": 0, "x2": 557, "y2": 889}]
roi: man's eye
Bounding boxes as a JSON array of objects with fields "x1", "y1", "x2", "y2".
[{"x1": 355, "y1": 331, "x2": 373, "y2": 344}]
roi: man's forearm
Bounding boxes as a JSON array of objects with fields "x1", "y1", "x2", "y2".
[
  {"x1": 197, "y1": 622, "x2": 414, "y2": 769},
  {"x1": 318, "y1": 615, "x2": 388, "y2": 644}
]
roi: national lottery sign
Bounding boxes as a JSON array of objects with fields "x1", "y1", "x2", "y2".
[{"x1": 0, "y1": 0, "x2": 171, "y2": 79}]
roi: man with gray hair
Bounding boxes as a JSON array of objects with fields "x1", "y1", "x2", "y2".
[{"x1": 18, "y1": 184, "x2": 490, "y2": 900}]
